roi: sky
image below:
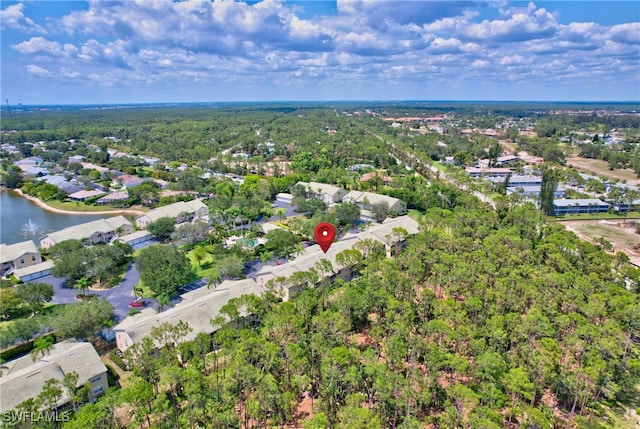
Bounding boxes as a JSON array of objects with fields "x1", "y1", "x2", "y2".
[{"x1": 1, "y1": 0, "x2": 639, "y2": 104}]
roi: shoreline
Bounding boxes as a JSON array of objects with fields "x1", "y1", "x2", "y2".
[{"x1": 9, "y1": 189, "x2": 145, "y2": 217}]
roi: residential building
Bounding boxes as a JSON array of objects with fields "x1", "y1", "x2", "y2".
[
  {"x1": 135, "y1": 200, "x2": 209, "y2": 229},
  {"x1": 552, "y1": 199, "x2": 610, "y2": 216},
  {"x1": 487, "y1": 175, "x2": 542, "y2": 187},
  {"x1": 466, "y1": 167, "x2": 513, "y2": 178},
  {"x1": 0, "y1": 240, "x2": 43, "y2": 276},
  {"x1": 40, "y1": 216, "x2": 133, "y2": 249},
  {"x1": 296, "y1": 181, "x2": 347, "y2": 205},
  {"x1": 255, "y1": 216, "x2": 419, "y2": 299},
  {"x1": 12, "y1": 260, "x2": 54, "y2": 282},
  {"x1": 96, "y1": 191, "x2": 130, "y2": 206},
  {"x1": 506, "y1": 185, "x2": 565, "y2": 198},
  {"x1": 117, "y1": 230, "x2": 154, "y2": 247},
  {"x1": 343, "y1": 190, "x2": 406, "y2": 221},
  {"x1": 68, "y1": 189, "x2": 105, "y2": 202},
  {"x1": 114, "y1": 279, "x2": 262, "y2": 352},
  {"x1": 275, "y1": 193, "x2": 293, "y2": 204},
  {"x1": 0, "y1": 340, "x2": 108, "y2": 413}
]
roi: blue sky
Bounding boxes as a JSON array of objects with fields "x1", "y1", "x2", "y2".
[{"x1": 1, "y1": 1, "x2": 639, "y2": 104}]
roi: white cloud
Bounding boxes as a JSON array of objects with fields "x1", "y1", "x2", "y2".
[
  {"x1": 3, "y1": 0, "x2": 638, "y2": 101},
  {"x1": 12, "y1": 37, "x2": 77, "y2": 58},
  {"x1": 26, "y1": 64, "x2": 51, "y2": 78},
  {"x1": 0, "y1": 3, "x2": 45, "y2": 33}
]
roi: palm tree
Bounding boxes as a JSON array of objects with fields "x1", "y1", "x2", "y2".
[
  {"x1": 31, "y1": 336, "x2": 54, "y2": 361},
  {"x1": 75, "y1": 276, "x2": 90, "y2": 297},
  {"x1": 157, "y1": 293, "x2": 172, "y2": 312}
]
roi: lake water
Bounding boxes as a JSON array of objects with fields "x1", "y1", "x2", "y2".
[{"x1": 0, "y1": 190, "x2": 117, "y2": 245}]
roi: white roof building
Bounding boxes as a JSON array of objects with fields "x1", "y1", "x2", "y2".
[{"x1": 0, "y1": 341, "x2": 108, "y2": 413}]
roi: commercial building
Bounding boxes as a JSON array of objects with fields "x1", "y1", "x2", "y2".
[{"x1": 552, "y1": 199, "x2": 610, "y2": 216}]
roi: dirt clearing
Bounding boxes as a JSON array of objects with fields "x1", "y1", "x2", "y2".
[
  {"x1": 566, "y1": 157, "x2": 639, "y2": 185},
  {"x1": 561, "y1": 219, "x2": 640, "y2": 266}
]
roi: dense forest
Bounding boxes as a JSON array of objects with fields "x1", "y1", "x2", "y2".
[
  {"x1": 60, "y1": 202, "x2": 639, "y2": 429},
  {"x1": 2, "y1": 103, "x2": 639, "y2": 427}
]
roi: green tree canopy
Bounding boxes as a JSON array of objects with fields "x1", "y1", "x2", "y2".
[{"x1": 137, "y1": 245, "x2": 194, "y2": 296}]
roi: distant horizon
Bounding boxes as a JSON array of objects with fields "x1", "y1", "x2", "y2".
[{"x1": 2, "y1": 99, "x2": 639, "y2": 109}]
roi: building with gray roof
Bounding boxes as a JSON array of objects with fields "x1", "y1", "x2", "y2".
[
  {"x1": 114, "y1": 278, "x2": 262, "y2": 352},
  {"x1": 343, "y1": 190, "x2": 407, "y2": 221},
  {"x1": 135, "y1": 199, "x2": 209, "y2": 229},
  {"x1": 40, "y1": 216, "x2": 132, "y2": 249},
  {"x1": 0, "y1": 340, "x2": 108, "y2": 413},
  {"x1": 296, "y1": 182, "x2": 347, "y2": 205},
  {"x1": 552, "y1": 199, "x2": 610, "y2": 216},
  {"x1": 0, "y1": 240, "x2": 43, "y2": 276}
]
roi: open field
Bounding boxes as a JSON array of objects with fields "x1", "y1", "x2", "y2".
[
  {"x1": 566, "y1": 156, "x2": 640, "y2": 185},
  {"x1": 560, "y1": 219, "x2": 640, "y2": 266}
]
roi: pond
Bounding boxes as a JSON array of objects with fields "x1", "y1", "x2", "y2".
[{"x1": 0, "y1": 190, "x2": 118, "y2": 245}]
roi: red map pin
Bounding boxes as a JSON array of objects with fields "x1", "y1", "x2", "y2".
[{"x1": 314, "y1": 222, "x2": 336, "y2": 253}]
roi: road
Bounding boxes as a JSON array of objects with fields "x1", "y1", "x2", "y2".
[{"x1": 360, "y1": 123, "x2": 497, "y2": 210}]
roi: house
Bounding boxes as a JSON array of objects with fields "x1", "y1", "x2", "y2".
[
  {"x1": 114, "y1": 174, "x2": 147, "y2": 189},
  {"x1": 114, "y1": 279, "x2": 263, "y2": 353},
  {"x1": 552, "y1": 199, "x2": 610, "y2": 216},
  {"x1": 39, "y1": 175, "x2": 83, "y2": 195},
  {"x1": 40, "y1": 216, "x2": 133, "y2": 249},
  {"x1": 0, "y1": 240, "x2": 43, "y2": 276},
  {"x1": 0, "y1": 340, "x2": 108, "y2": 413},
  {"x1": 343, "y1": 190, "x2": 406, "y2": 221},
  {"x1": 135, "y1": 200, "x2": 209, "y2": 229},
  {"x1": 96, "y1": 191, "x2": 130, "y2": 206},
  {"x1": 296, "y1": 182, "x2": 347, "y2": 206},
  {"x1": 68, "y1": 189, "x2": 105, "y2": 202}
]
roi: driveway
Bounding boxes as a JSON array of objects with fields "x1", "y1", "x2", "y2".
[{"x1": 34, "y1": 261, "x2": 158, "y2": 322}]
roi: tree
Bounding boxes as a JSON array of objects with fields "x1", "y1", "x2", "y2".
[
  {"x1": 333, "y1": 202, "x2": 361, "y2": 226},
  {"x1": 15, "y1": 283, "x2": 53, "y2": 316},
  {"x1": 52, "y1": 298, "x2": 114, "y2": 341},
  {"x1": 38, "y1": 378, "x2": 63, "y2": 411},
  {"x1": 295, "y1": 197, "x2": 327, "y2": 217},
  {"x1": 137, "y1": 245, "x2": 194, "y2": 296},
  {"x1": 2, "y1": 167, "x2": 23, "y2": 189},
  {"x1": 31, "y1": 336, "x2": 54, "y2": 361},
  {"x1": 264, "y1": 229, "x2": 302, "y2": 259},
  {"x1": 192, "y1": 246, "x2": 208, "y2": 267},
  {"x1": 539, "y1": 168, "x2": 558, "y2": 216},
  {"x1": 371, "y1": 201, "x2": 389, "y2": 223},
  {"x1": 217, "y1": 255, "x2": 245, "y2": 280},
  {"x1": 174, "y1": 221, "x2": 209, "y2": 245},
  {"x1": 147, "y1": 216, "x2": 176, "y2": 241}
]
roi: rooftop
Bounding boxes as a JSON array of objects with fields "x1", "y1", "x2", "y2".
[
  {"x1": 0, "y1": 240, "x2": 39, "y2": 263},
  {"x1": 0, "y1": 341, "x2": 107, "y2": 413}
]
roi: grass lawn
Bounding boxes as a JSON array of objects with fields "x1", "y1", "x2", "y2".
[
  {"x1": 187, "y1": 248, "x2": 219, "y2": 279},
  {"x1": 0, "y1": 303, "x2": 68, "y2": 332},
  {"x1": 407, "y1": 209, "x2": 423, "y2": 221},
  {"x1": 45, "y1": 200, "x2": 122, "y2": 212},
  {"x1": 554, "y1": 212, "x2": 640, "y2": 221}
]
